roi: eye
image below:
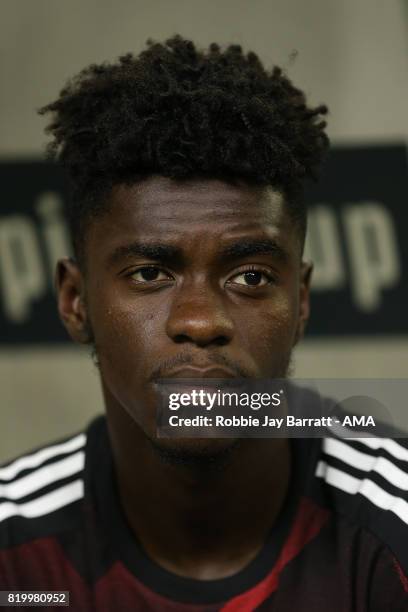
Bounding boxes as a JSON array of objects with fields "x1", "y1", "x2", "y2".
[
  {"x1": 228, "y1": 268, "x2": 274, "y2": 287},
  {"x1": 130, "y1": 266, "x2": 172, "y2": 283}
]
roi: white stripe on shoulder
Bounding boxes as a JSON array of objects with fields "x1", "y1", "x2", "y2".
[
  {"x1": 0, "y1": 479, "x2": 84, "y2": 523},
  {"x1": 356, "y1": 438, "x2": 408, "y2": 462},
  {"x1": 0, "y1": 433, "x2": 86, "y2": 481},
  {"x1": 323, "y1": 438, "x2": 408, "y2": 490},
  {"x1": 316, "y1": 461, "x2": 408, "y2": 525},
  {"x1": 0, "y1": 451, "x2": 85, "y2": 501}
]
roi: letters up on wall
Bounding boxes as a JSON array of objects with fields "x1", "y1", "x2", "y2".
[{"x1": 0, "y1": 144, "x2": 407, "y2": 343}]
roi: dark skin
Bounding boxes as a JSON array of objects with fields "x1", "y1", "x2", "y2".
[{"x1": 56, "y1": 175, "x2": 312, "y2": 580}]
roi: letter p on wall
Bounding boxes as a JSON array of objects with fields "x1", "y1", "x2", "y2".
[
  {"x1": 0, "y1": 215, "x2": 46, "y2": 323},
  {"x1": 343, "y1": 202, "x2": 401, "y2": 312}
]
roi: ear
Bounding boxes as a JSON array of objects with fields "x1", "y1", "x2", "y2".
[
  {"x1": 293, "y1": 261, "x2": 313, "y2": 346},
  {"x1": 55, "y1": 257, "x2": 91, "y2": 344}
]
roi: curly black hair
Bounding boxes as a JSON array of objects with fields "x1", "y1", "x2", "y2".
[{"x1": 39, "y1": 34, "x2": 329, "y2": 262}]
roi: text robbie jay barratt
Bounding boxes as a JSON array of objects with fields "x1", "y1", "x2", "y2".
[{"x1": 167, "y1": 415, "x2": 376, "y2": 428}]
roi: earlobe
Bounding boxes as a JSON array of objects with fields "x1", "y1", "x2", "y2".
[
  {"x1": 293, "y1": 261, "x2": 313, "y2": 346},
  {"x1": 55, "y1": 257, "x2": 91, "y2": 344}
]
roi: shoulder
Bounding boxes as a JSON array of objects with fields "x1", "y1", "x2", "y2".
[
  {"x1": 0, "y1": 426, "x2": 88, "y2": 547},
  {"x1": 315, "y1": 435, "x2": 408, "y2": 572}
]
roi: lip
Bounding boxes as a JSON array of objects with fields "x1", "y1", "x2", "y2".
[
  {"x1": 153, "y1": 366, "x2": 246, "y2": 393},
  {"x1": 163, "y1": 366, "x2": 238, "y2": 379}
]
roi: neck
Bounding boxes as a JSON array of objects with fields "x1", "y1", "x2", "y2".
[{"x1": 105, "y1": 400, "x2": 291, "y2": 580}]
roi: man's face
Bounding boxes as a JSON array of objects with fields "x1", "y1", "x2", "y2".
[{"x1": 58, "y1": 176, "x2": 311, "y2": 454}]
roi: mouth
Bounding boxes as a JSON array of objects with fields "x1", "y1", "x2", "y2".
[
  {"x1": 155, "y1": 366, "x2": 245, "y2": 390},
  {"x1": 161, "y1": 366, "x2": 238, "y2": 379},
  {"x1": 152, "y1": 367, "x2": 246, "y2": 400}
]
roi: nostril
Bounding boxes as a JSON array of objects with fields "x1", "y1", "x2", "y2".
[
  {"x1": 166, "y1": 299, "x2": 235, "y2": 347},
  {"x1": 172, "y1": 333, "x2": 230, "y2": 347},
  {"x1": 194, "y1": 335, "x2": 230, "y2": 348},
  {"x1": 173, "y1": 334, "x2": 191, "y2": 344}
]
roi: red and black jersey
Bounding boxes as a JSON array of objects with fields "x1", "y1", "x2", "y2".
[{"x1": 0, "y1": 414, "x2": 407, "y2": 611}]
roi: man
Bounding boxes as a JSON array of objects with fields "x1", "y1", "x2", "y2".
[{"x1": 0, "y1": 35, "x2": 407, "y2": 611}]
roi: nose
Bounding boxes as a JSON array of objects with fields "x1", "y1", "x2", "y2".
[{"x1": 166, "y1": 280, "x2": 234, "y2": 347}]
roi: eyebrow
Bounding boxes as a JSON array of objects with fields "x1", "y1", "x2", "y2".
[
  {"x1": 220, "y1": 239, "x2": 289, "y2": 263},
  {"x1": 108, "y1": 237, "x2": 288, "y2": 267},
  {"x1": 108, "y1": 243, "x2": 183, "y2": 267}
]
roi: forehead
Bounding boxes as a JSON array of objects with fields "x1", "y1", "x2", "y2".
[
  {"x1": 85, "y1": 175, "x2": 300, "y2": 260},
  {"x1": 115, "y1": 176, "x2": 282, "y2": 221}
]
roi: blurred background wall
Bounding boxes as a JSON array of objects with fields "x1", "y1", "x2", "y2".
[{"x1": 0, "y1": 0, "x2": 407, "y2": 462}]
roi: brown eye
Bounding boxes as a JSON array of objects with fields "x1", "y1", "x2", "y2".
[
  {"x1": 131, "y1": 267, "x2": 170, "y2": 282},
  {"x1": 242, "y1": 271, "x2": 264, "y2": 286},
  {"x1": 229, "y1": 270, "x2": 271, "y2": 287}
]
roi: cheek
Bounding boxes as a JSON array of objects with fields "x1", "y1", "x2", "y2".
[
  {"x1": 89, "y1": 293, "x2": 153, "y2": 373},
  {"x1": 243, "y1": 293, "x2": 298, "y2": 357},
  {"x1": 89, "y1": 295, "x2": 169, "y2": 433}
]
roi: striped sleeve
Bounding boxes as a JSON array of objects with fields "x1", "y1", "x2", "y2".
[
  {"x1": 317, "y1": 436, "x2": 408, "y2": 575},
  {"x1": 0, "y1": 432, "x2": 86, "y2": 526}
]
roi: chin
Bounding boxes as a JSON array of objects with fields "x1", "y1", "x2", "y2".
[{"x1": 147, "y1": 436, "x2": 241, "y2": 469}]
